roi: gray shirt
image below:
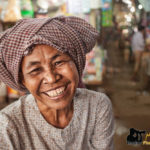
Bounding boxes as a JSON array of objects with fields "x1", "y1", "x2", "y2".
[
  {"x1": 0, "y1": 88, "x2": 114, "y2": 150},
  {"x1": 131, "y1": 31, "x2": 145, "y2": 51}
]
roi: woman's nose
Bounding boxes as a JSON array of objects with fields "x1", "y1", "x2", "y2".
[{"x1": 43, "y1": 69, "x2": 61, "y2": 84}]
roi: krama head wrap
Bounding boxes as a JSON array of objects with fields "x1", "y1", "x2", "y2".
[{"x1": 0, "y1": 16, "x2": 99, "y2": 92}]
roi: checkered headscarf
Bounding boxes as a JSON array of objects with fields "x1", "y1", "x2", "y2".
[{"x1": 0, "y1": 16, "x2": 99, "y2": 92}]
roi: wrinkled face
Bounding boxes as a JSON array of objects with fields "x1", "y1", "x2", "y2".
[{"x1": 21, "y1": 45, "x2": 79, "y2": 110}]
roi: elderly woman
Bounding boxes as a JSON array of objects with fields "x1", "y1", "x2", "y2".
[{"x1": 0, "y1": 16, "x2": 114, "y2": 150}]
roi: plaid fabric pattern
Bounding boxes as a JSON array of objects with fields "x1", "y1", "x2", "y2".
[{"x1": 0, "y1": 16, "x2": 99, "y2": 92}]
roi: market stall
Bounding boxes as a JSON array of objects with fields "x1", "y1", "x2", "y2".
[{"x1": 0, "y1": 0, "x2": 112, "y2": 102}]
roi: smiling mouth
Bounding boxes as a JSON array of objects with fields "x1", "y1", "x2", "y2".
[{"x1": 44, "y1": 86, "x2": 66, "y2": 98}]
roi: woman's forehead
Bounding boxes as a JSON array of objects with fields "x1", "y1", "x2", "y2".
[{"x1": 23, "y1": 44, "x2": 71, "y2": 63}]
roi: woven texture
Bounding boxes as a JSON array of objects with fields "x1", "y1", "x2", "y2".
[
  {"x1": 0, "y1": 16, "x2": 99, "y2": 92},
  {"x1": 0, "y1": 88, "x2": 114, "y2": 149}
]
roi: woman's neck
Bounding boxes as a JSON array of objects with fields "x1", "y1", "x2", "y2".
[{"x1": 37, "y1": 101, "x2": 74, "y2": 129}]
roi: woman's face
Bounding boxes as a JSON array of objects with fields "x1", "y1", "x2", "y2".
[{"x1": 21, "y1": 45, "x2": 79, "y2": 110}]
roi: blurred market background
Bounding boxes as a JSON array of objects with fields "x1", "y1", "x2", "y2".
[{"x1": 1, "y1": 0, "x2": 150, "y2": 149}]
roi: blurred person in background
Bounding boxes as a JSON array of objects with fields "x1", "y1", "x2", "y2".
[
  {"x1": 0, "y1": 16, "x2": 114, "y2": 150},
  {"x1": 138, "y1": 38, "x2": 150, "y2": 94},
  {"x1": 131, "y1": 25, "x2": 145, "y2": 82}
]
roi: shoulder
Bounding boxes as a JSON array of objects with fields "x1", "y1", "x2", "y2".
[
  {"x1": 75, "y1": 88, "x2": 114, "y2": 137},
  {"x1": 75, "y1": 88, "x2": 112, "y2": 112},
  {"x1": 0, "y1": 95, "x2": 27, "y2": 115},
  {"x1": 0, "y1": 94, "x2": 32, "y2": 129},
  {"x1": 0, "y1": 95, "x2": 33, "y2": 149},
  {"x1": 76, "y1": 88, "x2": 111, "y2": 103}
]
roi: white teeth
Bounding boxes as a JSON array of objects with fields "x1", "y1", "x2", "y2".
[{"x1": 46, "y1": 86, "x2": 65, "y2": 97}]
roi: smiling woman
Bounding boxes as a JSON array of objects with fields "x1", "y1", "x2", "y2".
[
  {"x1": 21, "y1": 45, "x2": 79, "y2": 128},
  {"x1": 0, "y1": 16, "x2": 114, "y2": 150}
]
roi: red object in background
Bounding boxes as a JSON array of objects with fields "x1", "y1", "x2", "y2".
[{"x1": 7, "y1": 86, "x2": 19, "y2": 100}]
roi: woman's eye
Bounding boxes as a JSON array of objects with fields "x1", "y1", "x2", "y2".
[
  {"x1": 54, "y1": 61, "x2": 64, "y2": 66},
  {"x1": 30, "y1": 68, "x2": 41, "y2": 74}
]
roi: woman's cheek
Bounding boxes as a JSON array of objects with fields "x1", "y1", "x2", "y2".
[
  {"x1": 68, "y1": 62, "x2": 79, "y2": 83},
  {"x1": 24, "y1": 76, "x2": 39, "y2": 91}
]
